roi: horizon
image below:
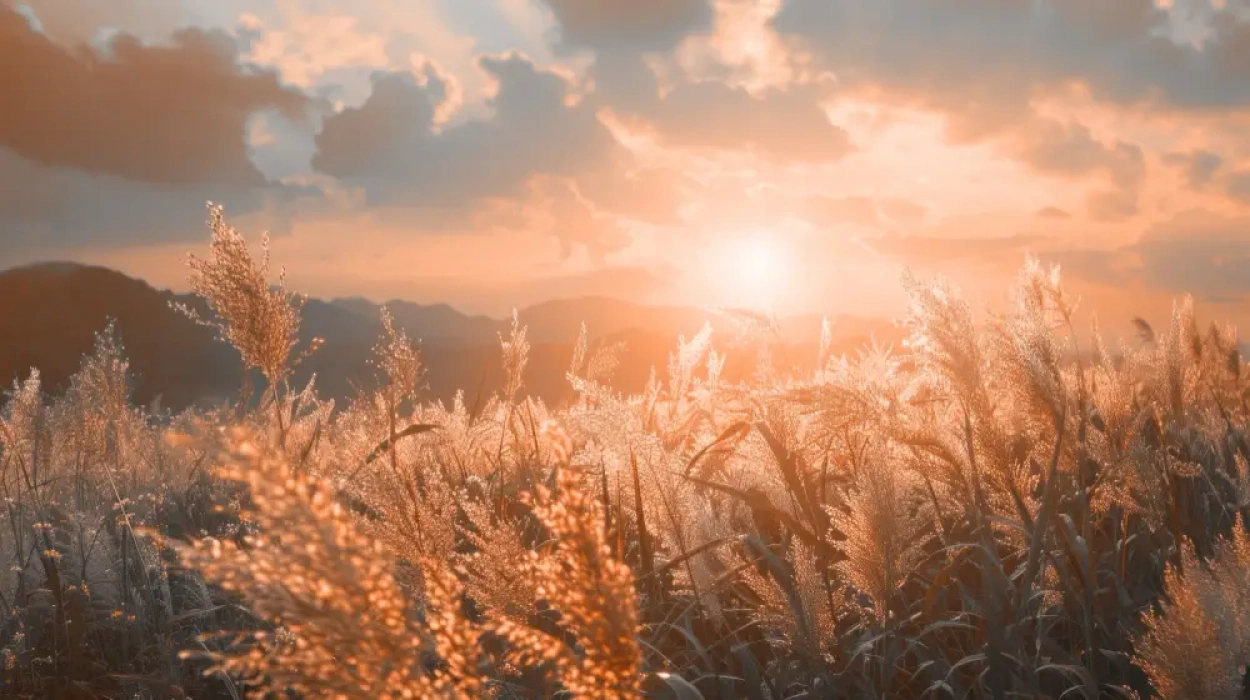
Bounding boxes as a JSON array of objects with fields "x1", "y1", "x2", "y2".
[
  {"x1": 5, "y1": 258, "x2": 1236, "y2": 356},
  {"x1": 0, "y1": 257, "x2": 883, "y2": 326}
]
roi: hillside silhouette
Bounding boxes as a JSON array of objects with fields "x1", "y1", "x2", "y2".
[{"x1": 0, "y1": 262, "x2": 904, "y2": 410}]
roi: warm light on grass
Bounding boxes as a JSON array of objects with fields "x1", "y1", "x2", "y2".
[{"x1": 10, "y1": 206, "x2": 1247, "y2": 700}]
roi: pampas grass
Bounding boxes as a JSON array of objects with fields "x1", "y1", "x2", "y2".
[{"x1": 6, "y1": 205, "x2": 1250, "y2": 699}]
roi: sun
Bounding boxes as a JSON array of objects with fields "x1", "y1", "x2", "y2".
[{"x1": 719, "y1": 233, "x2": 791, "y2": 310}]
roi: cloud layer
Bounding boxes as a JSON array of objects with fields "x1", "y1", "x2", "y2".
[
  {"x1": 0, "y1": 5, "x2": 306, "y2": 184},
  {"x1": 2, "y1": 0, "x2": 1249, "y2": 318}
]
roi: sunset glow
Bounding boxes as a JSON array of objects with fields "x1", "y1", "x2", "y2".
[
  {"x1": 0, "y1": 0, "x2": 1248, "y2": 330},
  {"x1": 718, "y1": 233, "x2": 791, "y2": 310}
]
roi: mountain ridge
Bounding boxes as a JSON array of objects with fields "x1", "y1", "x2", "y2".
[{"x1": 0, "y1": 262, "x2": 904, "y2": 410}]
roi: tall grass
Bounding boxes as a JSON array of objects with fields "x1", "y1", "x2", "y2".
[{"x1": 3, "y1": 206, "x2": 1250, "y2": 698}]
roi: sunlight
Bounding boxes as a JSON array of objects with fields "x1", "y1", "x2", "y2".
[{"x1": 719, "y1": 233, "x2": 791, "y2": 310}]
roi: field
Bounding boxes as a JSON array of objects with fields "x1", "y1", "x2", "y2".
[{"x1": 4, "y1": 210, "x2": 1250, "y2": 699}]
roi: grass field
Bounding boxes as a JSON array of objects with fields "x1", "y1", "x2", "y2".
[{"x1": 4, "y1": 209, "x2": 1249, "y2": 699}]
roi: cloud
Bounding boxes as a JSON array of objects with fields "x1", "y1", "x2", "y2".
[
  {"x1": 234, "y1": 0, "x2": 507, "y2": 116},
  {"x1": 314, "y1": 55, "x2": 619, "y2": 204},
  {"x1": 1041, "y1": 209, "x2": 1250, "y2": 298},
  {"x1": 1014, "y1": 119, "x2": 1144, "y2": 189},
  {"x1": 1164, "y1": 149, "x2": 1224, "y2": 189},
  {"x1": 872, "y1": 232, "x2": 1048, "y2": 264},
  {"x1": 1009, "y1": 113, "x2": 1150, "y2": 221},
  {"x1": 1131, "y1": 208, "x2": 1250, "y2": 297},
  {"x1": 768, "y1": 0, "x2": 1249, "y2": 216},
  {"x1": 1036, "y1": 248, "x2": 1135, "y2": 290},
  {"x1": 311, "y1": 65, "x2": 450, "y2": 187},
  {"x1": 0, "y1": 147, "x2": 307, "y2": 257},
  {"x1": 619, "y1": 76, "x2": 853, "y2": 163},
  {"x1": 510, "y1": 177, "x2": 633, "y2": 262},
  {"x1": 0, "y1": 5, "x2": 308, "y2": 186},
  {"x1": 1086, "y1": 188, "x2": 1141, "y2": 223},
  {"x1": 540, "y1": 0, "x2": 715, "y2": 52},
  {"x1": 5, "y1": 0, "x2": 189, "y2": 43},
  {"x1": 312, "y1": 54, "x2": 650, "y2": 257},
  {"x1": 1226, "y1": 170, "x2": 1250, "y2": 207},
  {"x1": 1036, "y1": 206, "x2": 1073, "y2": 220},
  {"x1": 802, "y1": 195, "x2": 928, "y2": 230},
  {"x1": 7, "y1": 0, "x2": 1246, "y2": 317},
  {"x1": 772, "y1": 0, "x2": 1250, "y2": 115},
  {"x1": 536, "y1": 2, "x2": 851, "y2": 164},
  {"x1": 578, "y1": 166, "x2": 692, "y2": 227}
]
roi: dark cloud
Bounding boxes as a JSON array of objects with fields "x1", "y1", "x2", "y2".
[
  {"x1": 536, "y1": 4, "x2": 850, "y2": 164},
  {"x1": 540, "y1": 0, "x2": 715, "y2": 52},
  {"x1": 768, "y1": 0, "x2": 1247, "y2": 206},
  {"x1": 1015, "y1": 120, "x2": 1144, "y2": 188},
  {"x1": 1131, "y1": 209, "x2": 1250, "y2": 297},
  {"x1": 0, "y1": 147, "x2": 307, "y2": 256},
  {"x1": 767, "y1": 2, "x2": 1211, "y2": 216},
  {"x1": 1008, "y1": 118, "x2": 1146, "y2": 220},
  {"x1": 312, "y1": 65, "x2": 450, "y2": 186},
  {"x1": 1226, "y1": 170, "x2": 1250, "y2": 207},
  {"x1": 314, "y1": 56, "x2": 620, "y2": 205},
  {"x1": 772, "y1": 0, "x2": 1250, "y2": 115},
  {"x1": 0, "y1": 5, "x2": 308, "y2": 185},
  {"x1": 1164, "y1": 149, "x2": 1224, "y2": 189},
  {"x1": 312, "y1": 54, "x2": 654, "y2": 257},
  {"x1": 1041, "y1": 209, "x2": 1250, "y2": 297}
]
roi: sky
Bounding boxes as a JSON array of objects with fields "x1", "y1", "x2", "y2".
[{"x1": 2, "y1": 0, "x2": 1250, "y2": 329}]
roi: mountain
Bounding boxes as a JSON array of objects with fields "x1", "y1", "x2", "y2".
[
  {"x1": 0, "y1": 262, "x2": 237, "y2": 408},
  {"x1": 0, "y1": 262, "x2": 903, "y2": 411},
  {"x1": 331, "y1": 297, "x2": 500, "y2": 344},
  {"x1": 517, "y1": 296, "x2": 716, "y2": 343}
]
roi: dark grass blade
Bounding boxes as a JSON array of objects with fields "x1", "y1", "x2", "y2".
[
  {"x1": 362, "y1": 423, "x2": 439, "y2": 465},
  {"x1": 632, "y1": 448, "x2": 659, "y2": 602}
]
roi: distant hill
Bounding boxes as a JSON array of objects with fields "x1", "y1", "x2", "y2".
[
  {"x1": 0, "y1": 262, "x2": 238, "y2": 409},
  {"x1": 0, "y1": 262, "x2": 904, "y2": 411},
  {"x1": 331, "y1": 297, "x2": 500, "y2": 344}
]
